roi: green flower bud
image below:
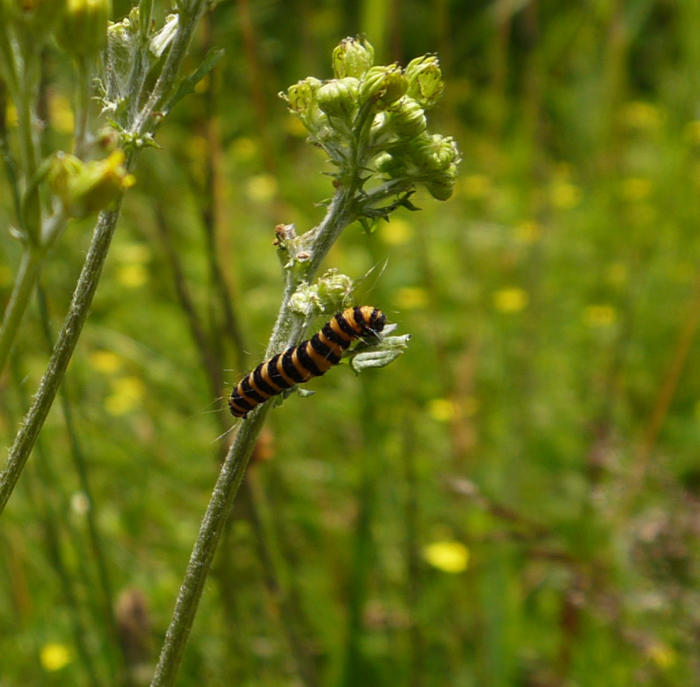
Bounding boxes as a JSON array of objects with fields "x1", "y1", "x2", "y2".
[
  {"x1": 388, "y1": 96, "x2": 427, "y2": 139},
  {"x1": 423, "y1": 163, "x2": 458, "y2": 200},
  {"x1": 285, "y1": 76, "x2": 322, "y2": 114},
  {"x1": 405, "y1": 55, "x2": 444, "y2": 109},
  {"x1": 49, "y1": 149, "x2": 134, "y2": 218},
  {"x1": 409, "y1": 133, "x2": 460, "y2": 173},
  {"x1": 375, "y1": 152, "x2": 407, "y2": 178},
  {"x1": 332, "y1": 36, "x2": 374, "y2": 79},
  {"x1": 282, "y1": 76, "x2": 328, "y2": 132},
  {"x1": 359, "y1": 65, "x2": 408, "y2": 110},
  {"x1": 317, "y1": 77, "x2": 359, "y2": 120},
  {"x1": 316, "y1": 268, "x2": 353, "y2": 309},
  {"x1": 56, "y1": 0, "x2": 112, "y2": 60}
]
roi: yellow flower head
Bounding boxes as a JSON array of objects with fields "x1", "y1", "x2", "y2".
[
  {"x1": 584, "y1": 304, "x2": 617, "y2": 327},
  {"x1": 423, "y1": 540, "x2": 470, "y2": 573},
  {"x1": 493, "y1": 287, "x2": 528, "y2": 313},
  {"x1": 395, "y1": 286, "x2": 428, "y2": 310},
  {"x1": 40, "y1": 643, "x2": 71, "y2": 672},
  {"x1": 105, "y1": 376, "x2": 145, "y2": 416}
]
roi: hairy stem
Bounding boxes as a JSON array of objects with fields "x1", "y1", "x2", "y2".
[
  {"x1": 150, "y1": 185, "x2": 359, "y2": 686},
  {"x1": 0, "y1": 205, "x2": 122, "y2": 514},
  {"x1": 0, "y1": 249, "x2": 41, "y2": 376}
]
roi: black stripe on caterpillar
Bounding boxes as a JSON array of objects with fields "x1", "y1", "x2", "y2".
[{"x1": 229, "y1": 306, "x2": 386, "y2": 418}]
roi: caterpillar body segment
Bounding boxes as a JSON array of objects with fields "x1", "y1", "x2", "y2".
[{"x1": 229, "y1": 306, "x2": 386, "y2": 418}]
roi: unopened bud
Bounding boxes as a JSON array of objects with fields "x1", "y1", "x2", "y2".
[
  {"x1": 405, "y1": 55, "x2": 444, "y2": 109},
  {"x1": 388, "y1": 96, "x2": 427, "y2": 139},
  {"x1": 56, "y1": 0, "x2": 112, "y2": 60},
  {"x1": 316, "y1": 269, "x2": 353, "y2": 307},
  {"x1": 359, "y1": 65, "x2": 407, "y2": 110},
  {"x1": 332, "y1": 36, "x2": 374, "y2": 79},
  {"x1": 317, "y1": 78, "x2": 358, "y2": 120},
  {"x1": 282, "y1": 77, "x2": 328, "y2": 131},
  {"x1": 423, "y1": 163, "x2": 459, "y2": 201},
  {"x1": 49, "y1": 149, "x2": 134, "y2": 218},
  {"x1": 285, "y1": 77, "x2": 321, "y2": 114},
  {"x1": 375, "y1": 152, "x2": 406, "y2": 178},
  {"x1": 410, "y1": 133, "x2": 460, "y2": 173}
]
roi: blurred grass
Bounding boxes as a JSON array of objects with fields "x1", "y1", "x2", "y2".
[{"x1": 2, "y1": 1, "x2": 700, "y2": 685}]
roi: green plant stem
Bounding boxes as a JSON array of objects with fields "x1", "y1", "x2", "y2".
[
  {"x1": 0, "y1": 0, "x2": 209, "y2": 515},
  {"x1": 0, "y1": 211, "x2": 66, "y2": 378},
  {"x1": 0, "y1": 250, "x2": 39, "y2": 375},
  {"x1": 73, "y1": 57, "x2": 91, "y2": 158},
  {"x1": 150, "y1": 185, "x2": 360, "y2": 687},
  {"x1": 0, "y1": 205, "x2": 122, "y2": 515}
]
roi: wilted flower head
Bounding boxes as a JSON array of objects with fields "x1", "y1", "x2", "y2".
[
  {"x1": 49, "y1": 150, "x2": 135, "y2": 218},
  {"x1": 405, "y1": 55, "x2": 444, "y2": 109}
]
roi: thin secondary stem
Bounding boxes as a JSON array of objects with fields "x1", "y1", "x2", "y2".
[
  {"x1": 0, "y1": 248, "x2": 41, "y2": 376},
  {"x1": 0, "y1": 205, "x2": 122, "y2": 514},
  {"x1": 73, "y1": 57, "x2": 91, "y2": 159}
]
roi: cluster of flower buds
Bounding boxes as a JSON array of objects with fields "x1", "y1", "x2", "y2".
[
  {"x1": 281, "y1": 37, "x2": 460, "y2": 201},
  {"x1": 48, "y1": 149, "x2": 134, "y2": 218},
  {"x1": 289, "y1": 269, "x2": 355, "y2": 318}
]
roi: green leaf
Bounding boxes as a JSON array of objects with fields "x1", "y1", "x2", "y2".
[{"x1": 164, "y1": 47, "x2": 225, "y2": 114}]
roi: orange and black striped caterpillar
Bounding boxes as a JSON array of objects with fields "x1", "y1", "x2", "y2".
[{"x1": 229, "y1": 306, "x2": 386, "y2": 418}]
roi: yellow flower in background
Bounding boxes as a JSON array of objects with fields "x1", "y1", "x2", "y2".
[
  {"x1": 5, "y1": 102, "x2": 18, "y2": 127},
  {"x1": 395, "y1": 286, "x2": 428, "y2": 310},
  {"x1": 684, "y1": 120, "x2": 700, "y2": 145},
  {"x1": 113, "y1": 242, "x2": 151, "y2": 264},
  {"x1": 117, "y1": 264, "x2": 148, "y2": 288},
  {"x1": 284, "y1": 115, "x2": 308, "y2": 138},
  {"x1": 423, "y1": 540, "x2": 470, "y2": 573},
  {"x1": 105, "y1": 376, "x2": 145, "y2": 416},
  {"x1": 493, "y1": 287, "x2": 528, "y2": 313},
  {"x1": 246, "y1": 174, "x2": 278, "y2": 202},
  {"x1": 0, "y1": 263, "x2": 12, "y2": 287},
  {"x1": 461, "y1": 174, "x2": 491, "y2": 199},
  {"x1": 40, "y1": 643, "x2": 71, "y2": 671},
  {"x1": 88, "y1": 350, "x2": 122, "y2": 374},
  {"x1": 584, "y1": 304, "x2": 617, "y2": 327},
  {"x1": 230, "y1": 136, "x2": 258, "y2": 161},
  {"x1": 647, "y1": 643, "x2": 676, "y2": 669},
  {"x1": 620, "y1": 177, "x2": 652, "y2": 201},
  {"x1": 621, "y1": 101, "x2": 663, "y2": 131},
  {"x1": 550, "y1": 181, "x2": 581, "y2": 209},
  {"x1": 381, "y1": 217, "x2": 414, "y2": 245},
  {"x1": 48, "y1": 92, "x2": 74, "y2": 135},
  {"x1": 514, "y1": 220, "x2": 540, "y2": 244},
  {"x1": 428, "y1": 397, "x2": 479, "y2": 422},
  {"x1": 428, "y1": 398, "x2": 455, "y2": 422}
]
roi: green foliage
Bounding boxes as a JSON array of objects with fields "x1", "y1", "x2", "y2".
[{"x1": 1, "y1": 2, "x2": 700, "y2": 686}]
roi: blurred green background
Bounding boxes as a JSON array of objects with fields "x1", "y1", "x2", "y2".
[{"x1": 1, "y1": 1, "x2": 699, "y2": 685}]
